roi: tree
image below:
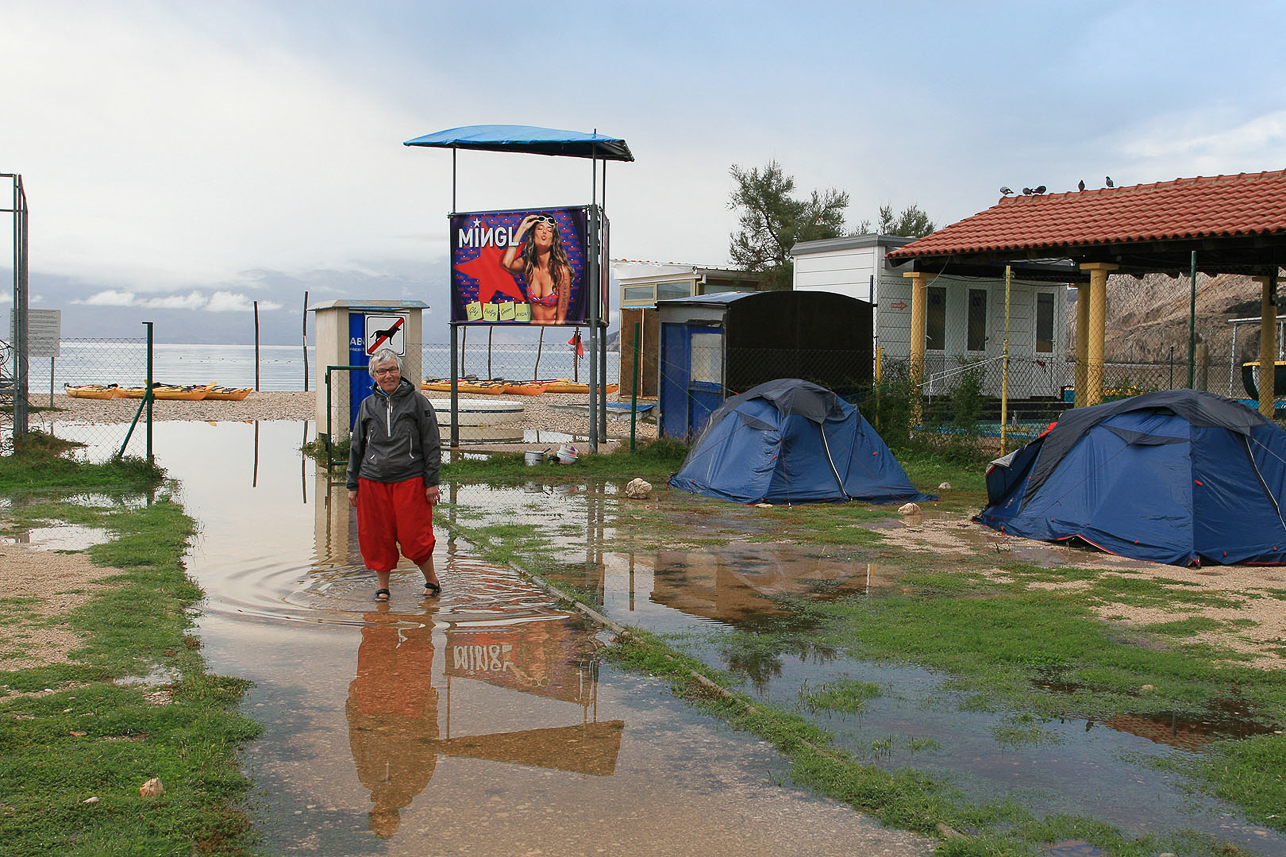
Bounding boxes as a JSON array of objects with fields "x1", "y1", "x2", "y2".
[
  {"x1": 857, "y1": 203, "x2": 936, "y2": 238},
  {"x1": 728, "y1": 161, "x2": 849, "y2": 290}
]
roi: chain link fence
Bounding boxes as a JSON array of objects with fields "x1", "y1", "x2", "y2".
[{"x1": 3, "y1": 337, "x2": 152, "y2": 462}]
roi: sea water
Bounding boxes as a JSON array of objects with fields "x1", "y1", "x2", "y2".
[{"x1": 29, "y1": 342, "x2": 618, "y2": 393}]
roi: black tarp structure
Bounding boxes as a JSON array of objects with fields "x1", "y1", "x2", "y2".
[{"x1": 404, "y1": 125, "x2": 633, "y2": 450}]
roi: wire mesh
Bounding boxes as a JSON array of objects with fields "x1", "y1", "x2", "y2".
[{"x1": 4, "y1": 337, "x2": 150, "y2": 462}]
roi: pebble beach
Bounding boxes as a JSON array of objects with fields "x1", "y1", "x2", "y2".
[{"x1": 44, "y1": 389, "x2": 658, "y2": 448}]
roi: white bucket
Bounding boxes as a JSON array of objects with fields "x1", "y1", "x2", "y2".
[
  {"x1": 524, "y1": 451, "x2": 545, "y2": 466},
  {"x1": 556, "y1": 444, "x2": 578, "y2": 464}
]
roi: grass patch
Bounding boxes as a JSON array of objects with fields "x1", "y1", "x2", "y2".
[
  {"x1": 796, "y1": 677, "x2": 883, "y2": 715},
  {"x1": 0, "y1": 442, "x2": 261, "y2": 856}
]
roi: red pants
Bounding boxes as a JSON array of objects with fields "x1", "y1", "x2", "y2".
[{"x1": 355, "y1": 477, "x2": 436, "y2": 572}]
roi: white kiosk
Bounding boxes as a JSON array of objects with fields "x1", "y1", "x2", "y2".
[{"x1": 310, "y1": 299, "x2": 428, "y2": 444}]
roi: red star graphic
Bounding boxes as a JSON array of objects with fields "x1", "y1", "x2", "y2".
[{"x1": 454, "y1": 244, "x2": 528, "y2": 304}]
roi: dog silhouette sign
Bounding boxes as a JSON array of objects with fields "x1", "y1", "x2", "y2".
[{"x1": 364, "y1": 314, "x2": 407, "y2": 356}]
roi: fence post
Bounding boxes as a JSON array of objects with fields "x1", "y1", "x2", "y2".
[{"x1": 145, "y1": 321, "x2": 154, "y2": 463}]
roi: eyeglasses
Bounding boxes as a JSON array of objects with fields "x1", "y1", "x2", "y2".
[{"x1": 373, "y1": 366, "x2": 400, "y2": 376}]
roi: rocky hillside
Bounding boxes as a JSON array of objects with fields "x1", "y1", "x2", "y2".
[{"x1": 1082, "y1": 272, "x2": 1275, "y2": 366}]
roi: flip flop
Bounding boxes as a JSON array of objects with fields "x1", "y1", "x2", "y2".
[
  {"x1": 423, "y1": 581, "x2": 442, "y2": 598},
  {"x1": 374, "y1": 588, "x2": 390, "y2": 602}
]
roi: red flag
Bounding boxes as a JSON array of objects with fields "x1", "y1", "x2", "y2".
[{"x1": 568, "y1": 330, "x2": 584, "y2": 357}]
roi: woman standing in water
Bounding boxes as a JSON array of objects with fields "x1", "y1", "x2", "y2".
[
  {"x1": 501, "y1": 213, "x2": 572, "y2": 325},
  {"x1": 346, "y1": 348, "x2": 442, "y2": 602}
]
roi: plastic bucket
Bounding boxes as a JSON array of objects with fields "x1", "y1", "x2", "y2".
[{"x1": 524, "y1": 451, "x2": 545, "y2": 466}]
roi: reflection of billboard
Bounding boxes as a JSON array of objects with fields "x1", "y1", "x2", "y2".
[
  {"x1": 446, "y1": 614, "x2": 599, "y2": 703},
  {"x1": 450, "y1": 207, "x2": 589, "y2": 325}
]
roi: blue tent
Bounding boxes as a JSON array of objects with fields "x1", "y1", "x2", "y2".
[
  {"x1": 977, "y1": 389, "x2": 1286, "y2": 566},
  {"x1": 668, "y1": 378, "x2": 936, "y2": 505}
]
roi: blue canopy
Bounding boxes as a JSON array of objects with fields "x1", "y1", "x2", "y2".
[
  {"x1": 977, "y1": 389, "x2": 1286, "y2": 566},
  {"x1": 404, "y1": 125, "x2": 633, "y2": 162},
  {"x1": 668, "y1": 379, "x2": 936, "y2": 505}
]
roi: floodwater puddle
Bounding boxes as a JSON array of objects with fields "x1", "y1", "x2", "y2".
[
  {"x1": 125, "y1": 420, "x2": 921, "y2": 855},
  {"x1": 1, "y1": 523, "x2": 113, "y2": 552},
  {"x1": 39, "y1": 418, "x2": 1284, "y2": 854},
  {"x1": 431, "y1": 478, "x2": 1286, "y2": 853}
]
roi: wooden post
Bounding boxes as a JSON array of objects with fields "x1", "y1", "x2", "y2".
[
  {"x1": 903, "y1": 270, "x2": 931, "y2": 426},
  {"x1": 1256, "y1": 273, "x2": 1279, "y2": 418},
  {"x1": 1079, "y1": 263, "x2": 1117, "y2": 405}
]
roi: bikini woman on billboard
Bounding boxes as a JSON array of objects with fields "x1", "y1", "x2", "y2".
[{"x1": 501, "y1": 213, "x2": 572, "y2": 325}]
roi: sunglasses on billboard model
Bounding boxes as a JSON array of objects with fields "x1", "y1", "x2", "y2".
[{"x1": 532, "y1": 215, "x2": 557, "y2": 225}]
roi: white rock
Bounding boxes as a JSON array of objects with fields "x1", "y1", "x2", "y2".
[
  {"x1": 83, "y1": 797, "x2": 99, "y2": 804},
  {"x1": 899, "y1": 503, "x2": 921, "y2": 515},
  {"x1": 938, "y1": 482, "x2": 952, "y2": 491},
  {"x1": 624, "y1": 478, "x2": 652, "y2": 499}
]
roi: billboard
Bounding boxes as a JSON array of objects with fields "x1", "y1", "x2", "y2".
[{"x1": 450, "y1": 206, "x2": 594, "y2": 326}]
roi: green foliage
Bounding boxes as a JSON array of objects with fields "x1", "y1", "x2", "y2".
[
  {"x1": 728, "y1": 160, "x2": 849, "y2": 290},
  {"x1": 858, "y1": 203, "x2": 936, "y2": 237},
  {"x1": 0, "y1": 432, "x2": 164, "y2": 493}
]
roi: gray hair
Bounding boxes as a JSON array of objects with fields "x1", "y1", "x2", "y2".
[{"x1": 368, "y1": 348, "x2": 403, "y2": 377}]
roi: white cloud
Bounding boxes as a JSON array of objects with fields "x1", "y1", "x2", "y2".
[
  {"x1": 1117, "y1": 110, "x2": 1286, "y2": 180},
  {"x1": 142, "y1": 292, "x2": 207, "y2": 310},
  {"x1": 80, "y1": 290, "x2": 138, "y2": 307},
  {"x1": 207, "y1": 291, "x2": 280, "y2": 312}
]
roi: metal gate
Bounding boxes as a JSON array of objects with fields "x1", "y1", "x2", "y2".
[{"x1": 659, "y1": 322, "x2": 724, "y2": 440}]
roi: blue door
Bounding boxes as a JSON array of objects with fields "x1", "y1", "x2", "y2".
[{"x1": 659, "y1": 323, "x2": 724, "y2": 439}]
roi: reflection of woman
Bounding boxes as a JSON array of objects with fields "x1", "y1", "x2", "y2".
[
  {"x1": 501, "y1": 213, "x2": 572, "y2": 325},
  {"x1": 347, "y1": 606, "x2": 439, "y2": 839}
]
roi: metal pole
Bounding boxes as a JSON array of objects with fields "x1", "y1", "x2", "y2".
[
  {"x1": 587, "y1": 148, "x2": 599, "y2": 452},
  {"x1": 254, "y1": 300, "x2": 261, "y2": 391},
  {"x1": 1001, "y1": 265, "x2": 1011, "y2": 454},
  {"x1": 630, "y1": 321, "x2": 640, "y2": 452},
  {"x1": 600, "y1": 160, "x2": 609, "y2": 440},
  {"x1": 1187, "y1": 251, "x2": 1197, "y2": 388},
  {"x1": 449, "y1": 322, "x2": 459, "y2": 448},
  {"x1": 303, "y1": 290, "x2": 310, "y2": 392},
  {"x1": 13, "y1": 176, "x2": 28, "y2": 438},
  {"x1": 145, "y1": 321, "x2": 154, "y2": 463}
]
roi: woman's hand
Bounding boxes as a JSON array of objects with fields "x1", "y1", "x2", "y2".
[
  {"x1": 501, "y1": 214, "x2": 538, "y2": 273},
  {"x1": 347, "y1": 489, "x2": 358, "y2": 508},
  {"x1": 514, "y1": 213, "x2": 538, "y2": 237}
]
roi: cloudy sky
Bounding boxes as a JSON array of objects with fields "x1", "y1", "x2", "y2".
[{"x1": 3, "y1": 0, "x2": 1285, "y2": 342}]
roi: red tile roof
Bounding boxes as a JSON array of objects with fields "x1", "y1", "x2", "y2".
[{"x1": 887, "y1": 169, "x2": 1286, "y2": 260}]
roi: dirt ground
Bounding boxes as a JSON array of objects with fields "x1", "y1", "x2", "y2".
[
  {"x1": 882, "y1": 511, "x2": 1286, "y2": 668},
  {"x1": 0, "y1": 539, "x2": 114, "y2": 676}
]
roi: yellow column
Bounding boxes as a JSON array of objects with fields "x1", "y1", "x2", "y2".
[
  {"x1": 1256, "y1": 275, "x2": 1278, "y2": 418},
  {"x1": 1079, "y1": 263, "x2": 1117, "y2": 406},
  {"x1": 1075, "y1": 282, "x2": 1090, "y2": 407},
  {"x1": 904, "y1": 271, "x2": 930, "y2": 425}
]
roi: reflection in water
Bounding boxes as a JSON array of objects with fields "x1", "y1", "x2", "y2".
[
  {"x1": 343, "y1": 580, "x2": 622, "y2": 841},
  {"x1": 347, "y1": 605, "x2": 439, "y2": 838},
  {"x1": 440, "y1": 610, "x2": 623, "y2": 777}
]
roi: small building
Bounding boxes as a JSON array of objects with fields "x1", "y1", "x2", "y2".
[
  {"x1": 792, "y1": 234, "x2": 1077, "y2": 400},
  {"x1": 655, "y1": 290, "x2": 873, "y2": 439},
  {"x1": 615, "y1": 262, "x2": 764, "y2": 399}
]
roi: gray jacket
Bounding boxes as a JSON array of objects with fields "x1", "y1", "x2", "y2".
[{"x1": 345, "y1": 378, "x2": 441, "y2": 491}]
